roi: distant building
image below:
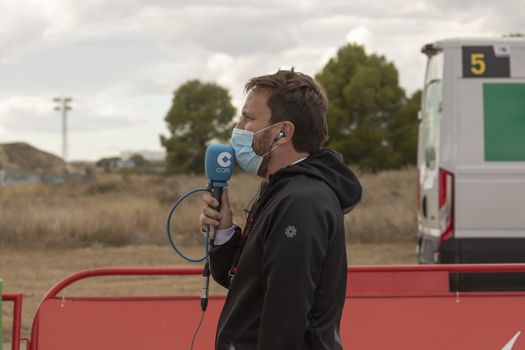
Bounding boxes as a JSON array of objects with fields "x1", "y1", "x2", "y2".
[
  {"x1": 95, "y1": 151, "x2": 165, "y2": 174},
  {"x1": 117, "y1": 159, "x2": 136, "y2": 169},
  {"x1": 95, "y1": 157, "x2": 122, "y2": 173},
  {"x1": 3, "y1": 172, "x2": 40, "y2": 187}
]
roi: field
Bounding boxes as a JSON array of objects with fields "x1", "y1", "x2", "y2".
[
  {"x1": 0, "y1": 167, "x2": 417, "y2": 248},
  {"x1": 1, "y1": 167, "x2": 418, "y2": 341}
]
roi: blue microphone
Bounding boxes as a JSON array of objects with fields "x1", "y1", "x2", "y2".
[
  {"x1": 205, "y1": 144, "x2": 235, "y2": 188},
  {"x1": 201, "y1": 144, "x2": 235, "y2": 311},
  {"x1": 204, "y1": 144, "x2": 235, "y2": 241}
]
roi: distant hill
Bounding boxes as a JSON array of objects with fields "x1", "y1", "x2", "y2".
[{"x1": 0, "y1": 142, "x2": 65, "y2": 175}]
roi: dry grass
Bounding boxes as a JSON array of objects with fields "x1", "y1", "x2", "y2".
[
  {"x1": 0, "y1": 167, "x2": 417, "y2": 248},
  {"x1": 0, "y1": 173, "x2": 260, "y2": 249},
  {"x1": 346, "y1": 167, "x2": 417, "y2": 243}
]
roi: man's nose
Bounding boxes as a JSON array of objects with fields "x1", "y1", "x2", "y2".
[{"x1": 235, "y1": 120, "x2": 244, "y2": 129}]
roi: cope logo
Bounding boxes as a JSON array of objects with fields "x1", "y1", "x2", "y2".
[{"x1": 216, "y1": 152, "x2": 232, "y2": 173}]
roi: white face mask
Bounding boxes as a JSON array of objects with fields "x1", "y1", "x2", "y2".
[{"x1": 230, "y1": 123, "x2": 281, "y2": 174}]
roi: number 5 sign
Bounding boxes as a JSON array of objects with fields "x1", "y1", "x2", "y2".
[{"x1": 462, "y1": 46, "x2": 510, "y2": 78}]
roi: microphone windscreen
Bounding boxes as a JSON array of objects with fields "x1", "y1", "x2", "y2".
[{"x1": 205, "y1": 144, "x2": 235, "y2": 184}]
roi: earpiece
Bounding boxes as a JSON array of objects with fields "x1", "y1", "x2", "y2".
[{"x1": 273, "y1": 130, "x2": 285, "y2": 142}]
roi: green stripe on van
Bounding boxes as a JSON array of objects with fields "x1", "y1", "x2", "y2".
[{"x1": 484, "y1": 83, "x2": 525, "y2": 161}]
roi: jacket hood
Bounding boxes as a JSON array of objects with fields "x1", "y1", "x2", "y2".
[{"x1": 271, "y1": 149, "x2": 362, "y2": 213}]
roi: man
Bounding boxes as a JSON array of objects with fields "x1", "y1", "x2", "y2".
[{"x1": 200, "y1": 69, "x2": 362, "y2": 349}]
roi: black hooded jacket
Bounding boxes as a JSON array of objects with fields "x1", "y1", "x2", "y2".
[{"x1": 209, "y1": 149, "x2": 362, "y2": 350}]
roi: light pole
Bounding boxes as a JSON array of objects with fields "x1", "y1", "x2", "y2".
[{"x1": 53, "y1": 97, "x2": 73, "y2": 166}]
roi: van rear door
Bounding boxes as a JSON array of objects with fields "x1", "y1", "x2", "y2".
[{"x1": 455, "y1": 44, "x2": 525, "y2": 242}]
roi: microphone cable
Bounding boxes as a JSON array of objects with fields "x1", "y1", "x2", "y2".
[
  {"x1": 165, "y1": 187, "x2": 214, "y2": 350},
  {"x1": 166, "y1": 188, "x2": 211, "y2": 263},
  {"x1": 190, "y1": 311, "x2": 206, "y2": 350}
]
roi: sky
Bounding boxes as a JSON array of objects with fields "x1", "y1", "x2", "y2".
[{"x1": 0, "y1": 0, "x2": 523, "y2": 161}]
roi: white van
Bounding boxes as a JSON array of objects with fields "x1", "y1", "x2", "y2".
[{"x1": 417, "y1": 37, "x2": 525, "y2": 264}]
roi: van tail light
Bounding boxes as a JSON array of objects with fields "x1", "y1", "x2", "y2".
[{"x1": 439, "y1": 168, "x2": 454, "y2": 243}]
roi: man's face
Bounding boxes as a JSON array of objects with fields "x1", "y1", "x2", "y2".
[
  {"x1": 236, "y1": 87, "x2": 271, "y2": 132},
  {"x1": 236, "y1": 88, "x2": 277, "y2": 176}
]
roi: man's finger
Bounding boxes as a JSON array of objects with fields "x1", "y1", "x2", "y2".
[
  {"x1": 202, "y1": 192, "x2": 219, "y2": 207},
  {"x1": 202, "y1": 217, "x2": 220, "y2": 227},
  {"x1": 203, "y1": 207, "x2": 222, "y2": 220}
]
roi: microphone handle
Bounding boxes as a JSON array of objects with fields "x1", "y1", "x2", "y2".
[
  {"x1": 209, "y1": 186, "x2": 223, "y2": 242},
  {"x1": 211, "y1": 186, "x2": 223, "y2": 211},
  {"x1": 201, "y1": 262, "x2": 210, "y2": 311}
]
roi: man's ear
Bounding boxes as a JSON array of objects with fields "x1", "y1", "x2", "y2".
[{"x1": 275, "y1": 121, "x2": 294, "y2": 144}]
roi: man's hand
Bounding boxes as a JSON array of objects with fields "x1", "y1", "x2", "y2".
[{"x1": 199, "y1": 188, "x2": 233, "y2": 232}]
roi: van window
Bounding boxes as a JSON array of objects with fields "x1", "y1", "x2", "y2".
[{"x1": 423, "y1": 80, "x2": 442, "y2": 169}]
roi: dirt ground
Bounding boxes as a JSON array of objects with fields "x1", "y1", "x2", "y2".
[{"x1": 1, "y1": 243, "x2": 416, "y2": 341}]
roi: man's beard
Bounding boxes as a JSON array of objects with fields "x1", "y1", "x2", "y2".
[{"x1": 253, "y1": 129, "x2": 275, "y2": 178}]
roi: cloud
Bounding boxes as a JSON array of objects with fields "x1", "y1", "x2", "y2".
[
  {"x1": 0, "y1": 2, "x2": 49, "y2": 64},
  {"x1": 1, "y1": 0, "x2": 524, "y2": 159},
  {"x1": 0, "y1": 95, "x2": 146, "y2": 134},
  {"x1": 345, "y1": 25, "x2": 374, "y2": 48},
  {"x1": 0, "y1": 0, "x2": 77, "y2": 64},
  {"x1": 0, "y1": 96, "x2": 51, "y2": 131},
  {"x1": 318, "y1": 47, "x2": 338, "y2": 68}
]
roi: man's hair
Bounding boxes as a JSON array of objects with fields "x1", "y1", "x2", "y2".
[{"x1": 245, "y1": 68, "x2": 328, "y2": 152}]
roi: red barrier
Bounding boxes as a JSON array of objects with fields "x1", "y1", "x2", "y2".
[
  {"x1": 27, "y1": 264, "x2": 525, "y2": 350},
  {"x1": 2, "y1": 293, "x2": 23, "y2": 350},
  {"x1": 29, "y1": 267, "x2": 210, "y2": 350},
  {"x1": 345, "y1": 265, "x2": 525, "y2": 349}
]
